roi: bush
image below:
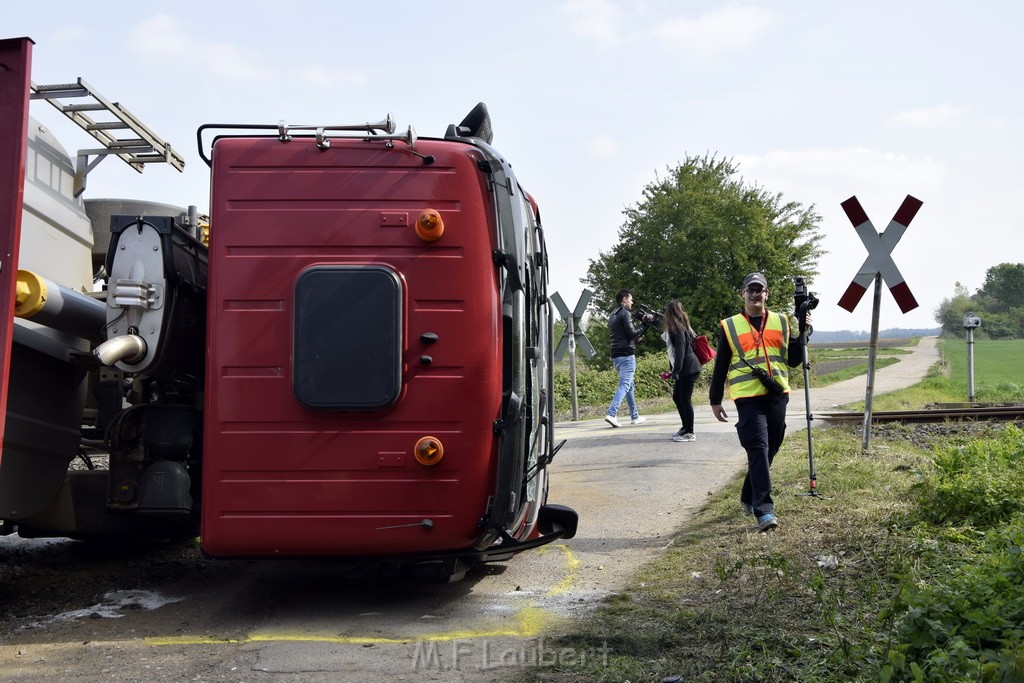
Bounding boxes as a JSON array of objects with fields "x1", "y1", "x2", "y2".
[
  {"x1": 913, "y1": 425, "x2": 1024, "y2": 528},
  {"x1": 884, "y1": 514, "x2": 1024, "y2": 682},
  {"x1": 880, "y1": 426, "x2": 1024, "y2": 681}
]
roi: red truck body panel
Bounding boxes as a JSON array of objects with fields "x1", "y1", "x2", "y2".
[
  {"x1": 0, "y1": 38, "x2": 32, "y2": 454},
  {"x1": 201, "y1": 136, "x2": 505, "y2": 556}
]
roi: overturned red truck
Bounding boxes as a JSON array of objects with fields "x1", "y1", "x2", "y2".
[{"x1": 0, "y1": 37, "x2": 575, "y2": 581}]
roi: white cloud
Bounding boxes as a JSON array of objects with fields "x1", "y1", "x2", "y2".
[
  {"x1": 297, "y1": 66, "x2": 366, "y2": 88},
  {"x1": 128, "y1": 15, "x2": 263, "y2": 81},
  {"x1": 735, "y1": 147, "x2": 946, "y2": 203},
  {"x1": 49, "y1": 26, "x2": 91, "y2": 46},
  {"x1": 654, "y1": 5, "x2": 776, "y2": 58},
  {"x1": 587, "y1": 132, "x2": 618, "y2": 158},
  {"x1": 890, "y1": 103, "x2": 968, "y2": 126},
  {"x1": 562, "y1": 0, "x2": 623, "y2": 49},
  {"x1": 127, "y1": 14, "x2": 365, "y2": 86}
]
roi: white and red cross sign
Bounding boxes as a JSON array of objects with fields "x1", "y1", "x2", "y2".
[{"x1": 837, "y1": 195, "x2": 922, "y2": 314}]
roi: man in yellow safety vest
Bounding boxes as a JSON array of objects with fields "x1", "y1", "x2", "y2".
[{"x1": 709, "y1": 272, "x2": 808, "y2": 532}]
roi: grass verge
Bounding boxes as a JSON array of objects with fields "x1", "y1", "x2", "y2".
[{"x1": 529, "y1": 338, "x2": 1024, "y2": 682}]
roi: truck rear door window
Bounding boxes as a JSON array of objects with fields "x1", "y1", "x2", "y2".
[{"x1": 293, "y1": 265, "x2": 403, "y2": 409}]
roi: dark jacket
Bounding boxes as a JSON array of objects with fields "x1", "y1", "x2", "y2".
[
  {"x1": 669, "y1": 328, "x2": 702, "y2": 379},
  {"x1": 608, "y1": 306, "x2": 642, "y2": 358}
]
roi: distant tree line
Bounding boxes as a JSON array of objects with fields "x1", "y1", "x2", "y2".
[
  {"x1": 809, "y1": 328, "x2": 941, "y2": 343},
  {"x1": 934, "y1": 262, "x2": 1024, "y2": 338}
]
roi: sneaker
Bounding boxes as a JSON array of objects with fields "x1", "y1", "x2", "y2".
[
  {"x1": 604, "y1": 415, "x2": 621, "y2": 428},
  {"x1": 631, "y1": 416, "x2": 646, "y2": 425},
  {"x1": 675, "y1": 428, "x2": 686, "y2": 437},
  {"x1": 757, "y1": 514, "x2": 779, "y2": 532},
  {"x1": 672, "y1": 432, "x2": 696, "y2": 442}
]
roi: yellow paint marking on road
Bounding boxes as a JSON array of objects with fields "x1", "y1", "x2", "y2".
[
  {"x1": 146, "y1": 543, "x2": 578, "y2": 648},
  {"x1": 544, "y1": 543, "x2": 580, "y2": 596},
  {"x1": 145, "y1": 606, "x2": 553, "y2": 647}
]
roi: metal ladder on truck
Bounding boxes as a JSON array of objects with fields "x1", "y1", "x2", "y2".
[{"x1": 30, "y1": 77, "x2": 185, "y2": 197}]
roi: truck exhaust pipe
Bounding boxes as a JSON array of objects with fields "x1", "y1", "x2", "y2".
[{"x1": 94, "y1": 334, "x2": 147, "y2": 366}]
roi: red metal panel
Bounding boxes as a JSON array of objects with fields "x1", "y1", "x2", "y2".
[
  {"x1": 0, "y1": 38, "x2": 33, "y2": 455},
  {"x1": 201, "y1": 137, "x2": 504, "y2": 556}
]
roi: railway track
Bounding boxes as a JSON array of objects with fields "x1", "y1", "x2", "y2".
[{"x1": 816, "y1": 403, "x2": 1024, "y2": 424}]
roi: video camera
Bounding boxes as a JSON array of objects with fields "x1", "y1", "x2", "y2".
[
  {"x1": 630, "y1": 302, "x2": 664, "y2": 339},
  {"x1": 749, "y1": 364, "x2": 786, "y2": 396},
  {"x1": 793, "y1": 276, "x2": 819, "y2": 338}
]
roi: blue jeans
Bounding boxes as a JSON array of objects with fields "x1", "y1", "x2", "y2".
[{"x1": 607, "y1": 355, "x2": 638, "y2": 419}]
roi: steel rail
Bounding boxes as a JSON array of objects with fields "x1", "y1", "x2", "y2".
[{"x1": 816, "y1": 405, "x2": 1024, "y2": 424}]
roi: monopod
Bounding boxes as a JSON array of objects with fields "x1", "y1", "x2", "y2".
[{"x1": 794, "y1": 278, "x2": 820, "y2": 498}]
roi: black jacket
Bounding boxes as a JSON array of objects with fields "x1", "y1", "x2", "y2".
[
  {"x1": 669, "y1": 328, "x2": 702, "y2": 378},
  {"x1": 608, "y1": 306, "x2": 642, "y2": 358}
]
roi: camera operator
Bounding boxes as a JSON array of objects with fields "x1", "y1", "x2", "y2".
[
  {"x1": 604, "y1": 289, "x2": 653, "y2": 428},
  {"x1": 708, "y1": 272, "x2": 810, "y2": 532}
]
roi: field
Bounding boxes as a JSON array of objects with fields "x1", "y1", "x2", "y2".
[
  {"x1": 806, "y1": 337, "x2": 911, "y2": 379},
  {"x1": 938, "y1": 336, "x2": 1024, "y2": 401}
]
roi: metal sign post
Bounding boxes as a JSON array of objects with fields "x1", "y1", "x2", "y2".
[
  {"x1": 552, "y1": 290, "x2": 595, "y2": 421},
  {"x1": 964, "y1": 313, "x2": 980, "y2": 402},
  {"x1": 838, "y1": 195, "x2": 922, "y2": 452},
  {"x1": 861, "y1": 274, "x2": 883, "y2": 452},
  {"x1": 567, "y1": 315, "x2": 579, "y2": 419}
]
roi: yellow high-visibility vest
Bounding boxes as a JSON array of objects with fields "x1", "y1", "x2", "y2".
[{"x1": 720, "y1": 311, "x2": 791, "y2": 399}]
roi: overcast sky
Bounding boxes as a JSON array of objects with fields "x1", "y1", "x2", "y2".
[{"x1": 8, "y1": 1, "x2": 1020, "y2": 332}]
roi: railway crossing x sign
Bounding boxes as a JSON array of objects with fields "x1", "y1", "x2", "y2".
[
  {"x1": 837, "y1": 195, "x2": 922, "y2": 314},
  {"x1": 551, "y1": 289, "x2": 594, "y2": 421},
  {"x1": 552, "y1": 289, "x2": 595, "y2": 361}
]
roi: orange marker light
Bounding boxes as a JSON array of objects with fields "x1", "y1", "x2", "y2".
[
  {"x1": 414, "y1": 436, "x2": 444, "y2": 466},
  {"x1": 415, "y1": 208, "x2": 444, "y2": 241}
]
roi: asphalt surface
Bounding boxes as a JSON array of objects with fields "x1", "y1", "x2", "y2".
[{"x1": 0, "y1": 338, "x2": 939, "y2": 682}]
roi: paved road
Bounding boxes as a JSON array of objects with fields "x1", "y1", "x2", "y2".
[{"x1": 0, "y1": 338, "x2": 939, "y2": 682}]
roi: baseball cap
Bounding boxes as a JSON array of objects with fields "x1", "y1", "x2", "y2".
[{"x1": 742, "y1": 272, "x2": 768, "y2": 289}]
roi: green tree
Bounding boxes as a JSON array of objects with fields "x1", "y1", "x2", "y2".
[
  {"x1": 583, "y1": 154, "x2": 823, "y2": 362},
  {"x1": 976, "y1": 262, "x2": 1024, "y2": 313},
  {"x1": 934, "y1": 282, "x2": 975, "y2": 336},
  {"x1": 935, "y1": 266, "x2": 1024, "y2": 339}
]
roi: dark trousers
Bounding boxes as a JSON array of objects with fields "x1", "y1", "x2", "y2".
[
  {"x1": 735, "y1": 394, "x2": 789, "y2": 516},
  {"x1": 673, "y1": 372, "x2": 700, "y2": 433}
]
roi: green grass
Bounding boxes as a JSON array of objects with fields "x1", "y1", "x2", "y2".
[
  {"x1": 527, "y1": 336, "x2": 1024, "y2": 682},
  {"x1": 803, "y1": 339, "x2": 912, "y2": 388},
  {"x1": 866, "y1": 338, "x2": 1024, "y2": 411},
  {"x1": 939, "y1": 337, "x2": 1024, "y2": 402}
]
